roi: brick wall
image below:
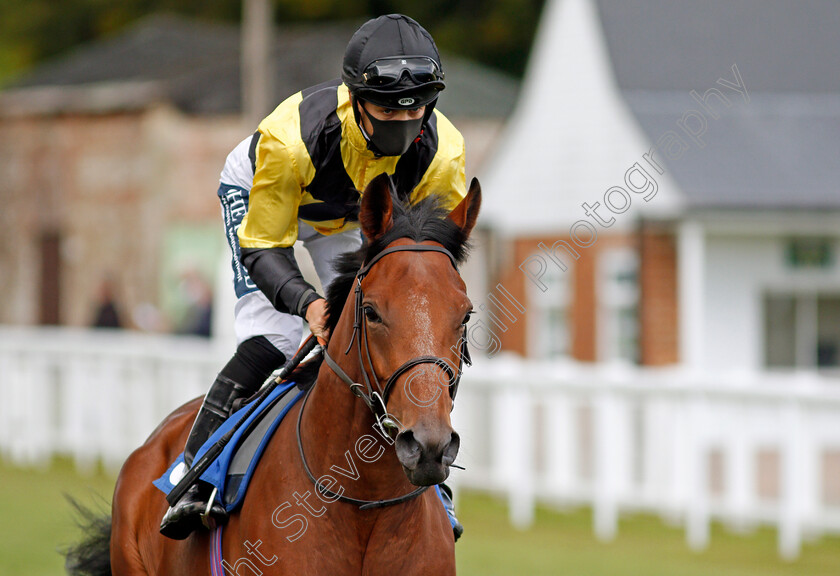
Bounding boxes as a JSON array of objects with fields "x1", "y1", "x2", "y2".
[
  {"x1": 572, "y1": 244, "x2": 597, "y2": 362},
  {"x1": 0, "y1": 105, "x2": 245, "y2": 328},
  {"x1": 0, "y1": 105, "x2": 504, "y2": 331},
  {"x1": 639, "y1": 223, "x2": 679, "y2": 365}
]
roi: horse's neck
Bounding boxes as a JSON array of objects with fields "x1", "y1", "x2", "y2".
[{"x1": 299, "y1": 339, "x2": 413, "y2": 499}]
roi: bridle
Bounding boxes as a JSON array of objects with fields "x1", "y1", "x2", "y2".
[
  {"x1": 330, "y1": 243, "x2": 470, "y2": 433},
  {"x1": 297, "y1": 241, "x2": 472, "y2": 510}
]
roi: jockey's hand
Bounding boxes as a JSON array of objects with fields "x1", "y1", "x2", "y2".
[{"x1": 305, "y1": 298, "x2": 329, "y2": 346}]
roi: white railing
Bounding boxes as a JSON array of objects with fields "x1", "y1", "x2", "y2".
[
  {"x1": 2, "y1": 326, "x2": 839, "y2": 559},
  {"x1": 0, "y1": 326, "x2": 221, "y2": 471},
  {"x1": 451, "y1": 357, "x2": 840, "y2": 560}
]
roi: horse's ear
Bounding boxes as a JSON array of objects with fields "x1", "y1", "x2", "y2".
[
  {"x1": 360, "y1": 173, "x2": 394, "y2": 241},
  {"x1": 447, "y1": 178, "x2": 482, "y2": 239}
]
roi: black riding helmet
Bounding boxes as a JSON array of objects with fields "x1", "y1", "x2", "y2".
[{"x1": 342, "y1": 14, "x2": 446, "y2": 111}]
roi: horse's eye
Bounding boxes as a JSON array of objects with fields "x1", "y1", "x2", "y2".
[
  {"x1": 462, "y1": 310, "x2": 473, "y2": 325},
  {"x1": 363, "y1": 306, "x2": 382, "y2": 324}
]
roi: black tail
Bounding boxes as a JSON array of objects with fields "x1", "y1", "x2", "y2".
[{"x1": 64, "y1": 498, "x2": 112, "y2": 576}]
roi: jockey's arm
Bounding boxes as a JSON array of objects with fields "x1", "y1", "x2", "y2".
[
  {"x1": 240, "y1": 247, "x2": 321, "y2": 317},
  {"x1": 238, "y1": 128, "x2": 322, "y2": 319}
]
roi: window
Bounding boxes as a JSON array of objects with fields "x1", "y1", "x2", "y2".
[
  {"x1": 598, "y1": 248, "x2": 639, "y2": 363},
  {"x1": 764, "y1": 293, "x2": 840, "y2": 371},
  {"x1": 527, "y1": 254, "x2": 572, "y2": 359},
  {"x1": 786, "y1": 238, "x2": 834, "y2": 269}
]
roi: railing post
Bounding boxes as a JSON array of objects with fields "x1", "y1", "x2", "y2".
[
  {"x1": 546, "y1": 392, "x2": 574, "y2": 498},
  {"x1": 647, "y1": 394, "x2": 676, "y2": 521},
  {"x1": 685, "y1": 391, "x2": 709, "y2": 550},
  {"x1": 99, "y1": 356, "x2": 125, "y2": 470},
  {"x1": 502, "y1": 381, "x2": 534, "y2": 529},
  {"x1": 779, "y1": 399, "x2": 803, "y2": 560},
  {"x1": 665, "y1": 392, "x2": 689, "y2": 524},
  {"x1": 725, "y1": 400, "x2": 753, "y2": 532},
  {"x1": 594, "y1": 386, "x2": 619, "y2": 541},
  {"x1": 24, "y1": 354, "x2": 52, "y2": 466},
  {"x1": 0, "y1": 352, "x2": 16, "y2": 460}
]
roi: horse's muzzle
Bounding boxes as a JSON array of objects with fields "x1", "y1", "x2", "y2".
[{"x1": 395, "y1": 425, "x2": 460, "y2": 486}]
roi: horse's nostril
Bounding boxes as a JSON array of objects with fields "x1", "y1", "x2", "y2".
[
  {"x1": 442, "y1": 431, "x2": 460, "y2": 466},
  {"x1": 395, "y1": 430, "x2": 421, "y2": 470}
]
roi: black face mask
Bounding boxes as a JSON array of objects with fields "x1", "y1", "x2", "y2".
[{"x1": 362, "y1": 113, "x2": 423, "y2": 156}]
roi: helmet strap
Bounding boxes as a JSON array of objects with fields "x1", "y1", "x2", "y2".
[{"x1": 350, "y1": 93, "x2": 364, "y2": 132}]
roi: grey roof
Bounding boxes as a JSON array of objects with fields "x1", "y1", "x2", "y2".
[
  {"x1": 5, "y1": 14, "x2": 518, "y2": 119},
  {"x1": 595, "y1": 0, "x2": 840, "y2": 210}
]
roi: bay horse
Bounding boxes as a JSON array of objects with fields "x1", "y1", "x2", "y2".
[{"x1": 66, "y1": 173, "x2": 481, "y2": 575}]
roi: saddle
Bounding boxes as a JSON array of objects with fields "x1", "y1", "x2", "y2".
[
  {"x1": 154, "y1": 378, "x2": 460, "y2": 535},
  {"x1": 154, "y1": 381, "x2": 305, "y2": 512}
]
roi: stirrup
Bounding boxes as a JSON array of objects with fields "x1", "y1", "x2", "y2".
[
  {"x1": 160, "y1": 484, "x2": 228, "y2": 540},
  {"x1": 200, "y1": 487, "x2": 219, "y2": 529}
]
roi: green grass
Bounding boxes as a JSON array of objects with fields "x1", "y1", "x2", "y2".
[
  {"x1": 456, "y1": 493, "x2": 840, "y2": 576},
  {"x1": 2, "y1": 459, "x2": 839, "y2": 575},
  {"x1": 0, "y1": 458, "x2": 115, "y2": 576}
]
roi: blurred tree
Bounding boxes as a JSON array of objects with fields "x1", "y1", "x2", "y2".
[{"x1": 0, "y1": 0, "x2": 545, "y2": 86}]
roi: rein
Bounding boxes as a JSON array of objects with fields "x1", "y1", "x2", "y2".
[
  {"x1": 296, "y1": 242, "x2": 471, "y2": 510},
  {"x1": 296, "y1": 385, "x2": 429, "y2": 510}
]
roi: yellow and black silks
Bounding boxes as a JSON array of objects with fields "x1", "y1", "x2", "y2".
[{"x1": 238, "y1": 80, "x2": 466, "y2": 251}]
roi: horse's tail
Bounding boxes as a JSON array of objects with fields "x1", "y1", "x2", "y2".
[{"x1": 64, "y1": 497, "x2": 112, "y2": 576}]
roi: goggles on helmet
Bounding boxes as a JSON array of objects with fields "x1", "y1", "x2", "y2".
[{"x1": 361, "y1": 56, "x2": 444, "y2": 88}]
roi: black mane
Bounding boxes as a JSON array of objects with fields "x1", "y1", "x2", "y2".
[{"x1": 289, "y1": 190, "x2": 470, "y2": 388}]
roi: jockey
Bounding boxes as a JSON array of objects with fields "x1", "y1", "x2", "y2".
[{"x1": 161, "y1": 14, "x2": 467, "y2": 540}]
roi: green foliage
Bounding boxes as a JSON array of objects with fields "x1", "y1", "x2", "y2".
[
  {"x1": 370, "y1": 0, "x2": 546, "y2": 77},
  {"x1": 0, "y1": 0, "x2": 546, "y2": 86}
]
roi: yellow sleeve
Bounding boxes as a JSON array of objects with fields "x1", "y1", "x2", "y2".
[
  {"x1": 411, "y1": 110, "x2": 467, "y2": 211},
  {"x1": 237, "y1": 131, "x2": 304, "y2": 249}
]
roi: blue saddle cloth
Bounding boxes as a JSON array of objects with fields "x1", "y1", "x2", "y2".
[
  {"x1": 154, "y1": 381, "x2": 304, "y2": 512},
  {"x1": 154, "y1": 381, "x2": 459, "y2": 532}
]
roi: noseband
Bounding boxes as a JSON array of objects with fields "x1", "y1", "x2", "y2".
[
  {"x1": 323, "y1": 243, "x2": 471, "y2": 437},
  {"x1": 296, "y1": 242, "x2": 471, "y2": 510}
]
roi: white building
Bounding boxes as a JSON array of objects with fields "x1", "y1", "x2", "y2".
[{"x1": 478, "y1": 0, "x2": 840, "y2": 374}]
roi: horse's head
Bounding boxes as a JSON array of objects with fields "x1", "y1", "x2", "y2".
[{"x1": 329, "y1": 174, "x2": 480, "y2": 487}]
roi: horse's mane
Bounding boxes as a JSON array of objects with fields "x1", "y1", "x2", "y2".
[{"x1": 289, "y1": 190, "x2": 471, "y2": 388}]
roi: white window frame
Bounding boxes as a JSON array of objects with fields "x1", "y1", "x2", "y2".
[
  {"x1": 525, "y1": 253, "x2": 573, "y2": 359},
  {"x1": 597, "y1": 247, "x2": 639, "y2": 364}
]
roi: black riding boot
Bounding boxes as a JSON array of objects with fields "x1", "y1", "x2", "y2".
[
  {"x1": 159, "y1": 374, "x2": 251, "y2": 539},
  {"x1": 160, "y1": 336, "x2": 286, "y2": 540}
]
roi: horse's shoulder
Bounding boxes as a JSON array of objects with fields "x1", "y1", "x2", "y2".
[{"x1": 362, "y1": 496, "x2": 455, "y2": 574}]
